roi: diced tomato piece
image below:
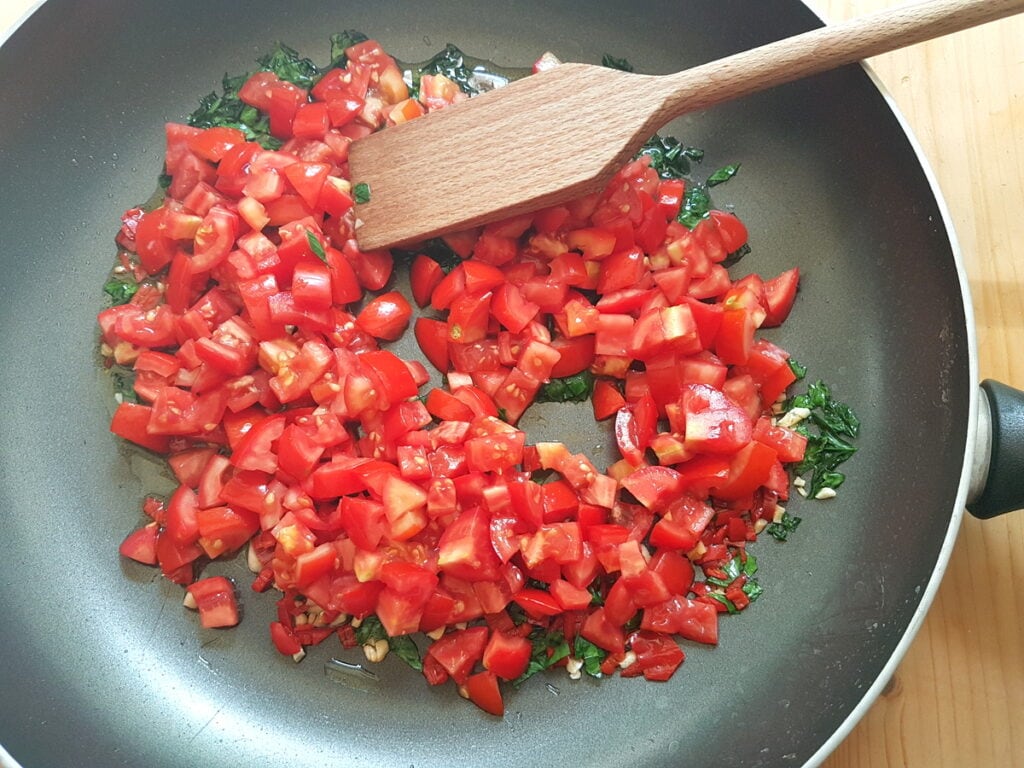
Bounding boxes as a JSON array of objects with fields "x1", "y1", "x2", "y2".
[
  {"x1": 186, "y1": 576, "x2": 240, "y2": 628},
  {"x1": 428, "y1": 625, "x2": 489, "y2": 684},
  {"x1": 119, "y1": 523, "x2": 159, "y2": 565},
  {"x1": 482, "y1": 631, "x2": 532, "y2": 681}
]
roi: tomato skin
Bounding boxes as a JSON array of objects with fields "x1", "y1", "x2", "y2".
[
  {"x1": 592, "y1": 380, "x2": 625, "y2": 420},
  {"x1": 411, "y1": 318, "x2": 450, "y2": 374},
  {"x1": 580, "y1": 607, "x2": 626, "y2": 654},
  {"x1": 270, "y1": 620, "x2": 303, "y2": 656},
  {"x1": 109, "y1": 403, "x2": 172, "y2": 453},
  {"x1": 640, "y1": 595, "x2": 718, "y2": 645},
  {"x1": 463, "y1": 670, "x2": 505, "y2": 716},
  {"x1": 761, "y1": 267, "x2": 800, "y2": 327},
  {"x1": 482, "y1": 631, "x2": 532, "y2": 681},
  {"x1": 437, "y1": 507, "x2": 502, "y2": 582},
  {"x1": 356, "y1": 291, "x2": 412, "y2": 341},
  {"x1": 291, "y1": 260, "x2": 333, "y2": 310},
  {"x1": 409, "y1": 254, "x2": 445, "y2": 308},
  {"x1": 548, "y1": 335, "x2": 595, "y2": 378},
  {"x1": 186, "y1": 576, "x2": 240, "y2": 628},
  {"x1": 681, "y1": 383, "x2": 753, "y2": 455},
  {"x1": 709, "y1": 210, "x2": 749, "y2": 254},
  {"x1": 119, "y1": 523, "x2": 159, "y2": 565},
  {"x1": 428, "y1": 626, "x2": 489, "y2": 684},
  {"x1": 621, "y1": 631, "x2": 685, "y2": 682}
]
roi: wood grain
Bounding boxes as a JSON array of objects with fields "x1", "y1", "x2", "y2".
[
  {"x1": 350, "y1": 0, "x2": 1024, "y2": 250},
  {"x1": 1, "y1": 1, "x2": 1021, "y2": 765},
  {"x1": 809, "y1": 1, "x2": 1024, "y2": 766}
]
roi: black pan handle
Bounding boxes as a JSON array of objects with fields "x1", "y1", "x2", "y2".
[{"x1": 967, "y1": 380, "x2": 1024, "y2": 518}]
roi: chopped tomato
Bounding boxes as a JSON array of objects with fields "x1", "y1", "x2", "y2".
[
  {"x1": 99, "y1": 36, "x2": 818, "y2": 718},
  {"x1": 186, "y1": 576, "x2": 240, "y2": 628}
]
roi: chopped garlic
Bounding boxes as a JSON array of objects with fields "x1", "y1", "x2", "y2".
[
  {"x1": 246, "y1": 543, "x2": 262, "y2": 573},
  {"x1": 777, "y1": 406, "x2": 811, "y2": 428},
  {"x1": 566, "y1": 657, "x2": 584, "y2": 680},
  {"x1": 814, "y1": 487, "x2": 838, "y2": 500},
  {"x1": 363, "y1": 638, "x2": 390, "y2": 663}
]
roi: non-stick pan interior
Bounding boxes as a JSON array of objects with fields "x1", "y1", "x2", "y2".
[{"x1": 0, "y1": 2, "x2": 969, "y2": 766}]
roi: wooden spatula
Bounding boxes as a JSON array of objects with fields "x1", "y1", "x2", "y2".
[{"x1": 349, "y1": 0, "x2": 1024, "y2": 251}]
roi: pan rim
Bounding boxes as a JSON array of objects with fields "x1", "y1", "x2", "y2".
[
  {"x1": 800, "y1": 53, "x2": 976, "y2": 768},
  {"x1": 0, "y1": 2, "x2": 979, "y2": 767}
]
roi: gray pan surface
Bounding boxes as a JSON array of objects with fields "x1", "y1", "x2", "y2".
[{"x1": 0, "y1": 2, "x2": 971, "y2": 766}]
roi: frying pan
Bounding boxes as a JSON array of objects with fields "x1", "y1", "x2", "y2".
[{"x1": 1, "y1": 1, "x2": 1021, "y2": 766}]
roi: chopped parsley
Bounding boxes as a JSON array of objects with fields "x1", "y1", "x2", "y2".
[
  {"x1": 353, "y1": 182, "x2": 372, "y2": 204},
  {"x1": 414, "y1": 43, "x2": 480, "y2": 96},
  {"x1": 788, "y1": 357, "x2": 808, "y2": 381},
  {"x1": 601, "y1": 53, "x2": 634, "y2": 72},
  {"x1": 328, "y1": 30, "x2": 370, "y2": 70},
  {"x1": 256, "y1": 42, "x2": 321, "y2": 89},
  {"x1": 110, "y1": 367, "x2": 138, "y2": 404},
  {"x1": 703, "y1": 552, "x2": 763, "y2": 612},
  {"x1": 636, "y1": 134, "x2": 703, "y2": 180},
  {"x1": 188, "y1": 71, "x2": 280, "y2": 149},
  {"x1": 392, "y1": 237, "x2": 463, "y2": 273},
  {"x1": 765, "y1": 511, "x2": 802, "y2": 542},
  {"x1": 706, "y1": 163, "x2": 741, "y2": 187},
  {"x1": 103, "y1": 276, "x2": 138, "y2": 305},
  {"x1": 306, "y1": 229, "x2": 327, "y2": 262},
  {"x1": 573, "y1": 636, "x2": 606, "y2": 678},
  {"x1": 388, "y1": 635, "x2": 423, "y2": 672},
  {"x1": 677, "y1": 183, "x2": 713, "y2": 229},
  {"x1": 787, "y1": 380, "x2": 860, "y2": 498},
  {"x1": 514, "y1": 629, "x2": 571, "y2": 686},
  {"x1": 536, "y1": 371, "x2": 594, "y2": 403}
]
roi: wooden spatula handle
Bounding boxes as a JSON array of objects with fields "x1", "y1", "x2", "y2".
[{"x1": 653, "y1": 0, "x2": 1024, "y2": 122}]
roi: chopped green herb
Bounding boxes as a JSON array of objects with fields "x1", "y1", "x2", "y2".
[
  {"x1": 256, "y1": 42, "x2": 321, "y2": 89},
  {"x1": 110, "y1": 367, "x2": 138, "y2": 404},
  {"x1": 536, "y1": 371, "x2": 594, "y2": 403},
  {"x1": 588, "y1": 583, "x2": 605, "y2": 607},
  {"x1": 601, "y1": 53, "x2": 634, "y2": 72},
  {"x1": 158, "y1": 172, "x2": 173, "y2": 190},
  {"x1": 188, "y1": 71, "x2": 279, "y2": 149},
  {"x1": 788, "y1": 357, "x2": 808, "y2": 381},
  {"x1": 414, "y1": 43, "x2": 479, "y2": 96},
  {"x1": 353, "y1": 615, "x2": 387, "y2": 645},
  {"x1": 103, "y1": 276, "x2": 138, "y2": 305},
  {"x1": 353, "y1": 182, "x2": 372, "y2": 204},
  {"x1": 636, "y1": 134, "x2": 703, "y2": 180},
  {"x1": 306, "y1": 229, "x2": 327, "y2": 262},
  {"x1": 787, "y1": 380, "x2": 860, "y2": 498},
  {"x1": 351, "y1": 615, "x2": 422, "y2": 671},
  {"x1": 496, "y1": 407, "x2": 509, "y2": 422},
  {"x1": 393, "y1": 237, "x2": 462, "y2": 273},
  {"x1": 677, "y1": 183, "x2": 713, "y2": 229},
  {"x1": 514, "y1": 629, "x2": 570, "y2": 686},
  {"x1": 742, "y1": 580, "x2": 764, "y2": 602},
  {"x1": 742, "y1": 552, "x2": 758, "y2": 578},
  {"x1": 573, "y1": 636, "x2": 606, "y2": 678},
  {"x1": 706, "y1": 163, "x2": 740, "y2": 187},
  {"x1": 706, "y1": 592, "x2": 739, "y2": 615},
  {"x1": 328, "y1": 30, "x2": 370, "y2": 70},
  {"x1": 388, "y1": 635, "x2": 423, "y2": 672},
  {"x1": 765, "y1": 511, "x2": 802, "y2": 542}
]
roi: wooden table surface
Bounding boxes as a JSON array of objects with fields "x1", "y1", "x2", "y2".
[
  {"x1": 808, "y1": 2, "x2": 1024, "y2": 766},
  {"x1": 2, "y1": 1, "x2": 1022, "y2": 766}
]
